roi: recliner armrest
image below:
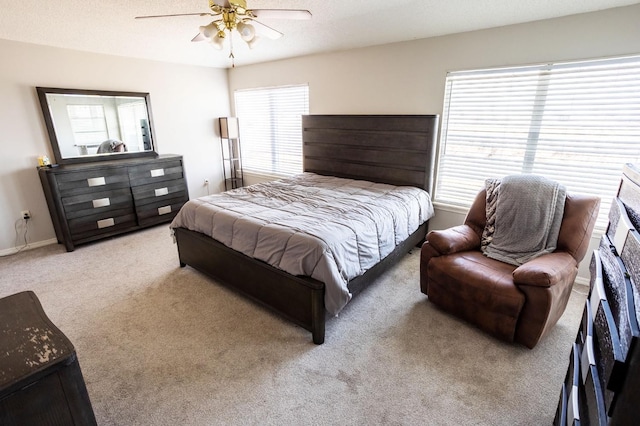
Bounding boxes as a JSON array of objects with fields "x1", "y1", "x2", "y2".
[
  {"x1": 426, "y1": 225, "x2": 481, "y2": 255},
  {"x1": 513, "y1": 252, "x2": 577, "y2": 287}
]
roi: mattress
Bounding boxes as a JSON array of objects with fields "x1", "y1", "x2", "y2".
[{"x1": 170, "y1": 172, "x2": 434, "y2": 315}]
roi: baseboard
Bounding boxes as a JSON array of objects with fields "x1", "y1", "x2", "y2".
[
  {"x1": 574, "y1": 276, "x2": 589, "y2": 287},
  {"x1": 0, "y1": 238, "x2": 57, "y2": 257}
]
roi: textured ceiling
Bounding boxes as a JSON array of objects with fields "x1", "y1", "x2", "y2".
[{"x1": 0, "y1": 0, "x2": 637, "y2": 69}]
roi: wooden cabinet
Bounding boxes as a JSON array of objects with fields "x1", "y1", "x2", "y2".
[
  {"x1": 0, "y1": 291, "x2": 96, "y2": 425},
  {"x1": 39, "y1": 154, "x2": 189, "y2": 251},
  {"x1": 554, "y1": 163, "x2": 640, "y2": 425}
]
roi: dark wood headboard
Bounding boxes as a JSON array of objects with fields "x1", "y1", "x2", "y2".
[{"x1": 301, "y1": 115, "x2": 439, "y2": 192}]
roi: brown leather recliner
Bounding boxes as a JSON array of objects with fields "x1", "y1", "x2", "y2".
[{"x1": 420, "y1": 189, "x2": 600, "y2": 348}]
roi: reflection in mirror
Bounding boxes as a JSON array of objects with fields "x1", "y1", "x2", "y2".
[{"x1": 36, "y1": 87, "x2": 157, "y2": 164}]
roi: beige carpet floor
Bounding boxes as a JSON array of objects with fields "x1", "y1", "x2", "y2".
[{"x1": 0, "y1": 225, "x2": 586, "y2": 425}]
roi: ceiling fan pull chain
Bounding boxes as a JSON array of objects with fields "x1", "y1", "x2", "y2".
[{"x1": 229, "y1": 35, "x2": 235, "y2": 68}]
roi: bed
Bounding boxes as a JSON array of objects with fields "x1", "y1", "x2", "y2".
[{"x1": 171, "y1": 114, "x2": 439, "y2": 344}]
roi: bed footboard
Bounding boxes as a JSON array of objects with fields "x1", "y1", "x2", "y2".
[
  {"x1": 174, "y1": 221, "x2": 428, "y2": 344},
  {"x1": 174, "y1": 227, "x2": 326, "y2": 344}
]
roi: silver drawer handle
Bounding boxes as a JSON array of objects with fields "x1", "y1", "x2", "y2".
[
  {"x1": 154, "y1": 187, "x2": 169, "y2": 197},
  {"x1": 581, "y1": 335, "x2": 595, "y2": 385},
  {"x1": 92, "y1": 198, "x2": 111, "y2": 208},
  {"x1": 150, "y1": 168, "x2": 165, "y2": 177},
  {"x1": 568, "y1": 385, "x2": 579, "y2": 424},
  {"x1": 97, "y1": 218, "x2": 115, "y2": 229},
  {"x1": 158, "y1": 206, "x2": 172, "y2": 215},
  {"x1": 87, "y1": 177, "x2": 106, "y2": 187}
]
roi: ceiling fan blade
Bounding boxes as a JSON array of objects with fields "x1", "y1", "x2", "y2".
[
  {"x1": 250, "y1": 20, "x2": 284, "y2": 40},
  {"x1": 135, "y1": 12, "x2": 217, "y2": 19},
  {"x1": 248, "y1": 9, "x2": 312, "y2": 20}
]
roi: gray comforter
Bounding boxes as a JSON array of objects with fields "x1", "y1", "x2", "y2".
[{"x1": 170, "y1": 173, "x2": 434, "y2": 315}]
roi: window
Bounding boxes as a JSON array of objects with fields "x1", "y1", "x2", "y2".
[
  {"x1": 66, "y1": 104, "x2": 108, "y2": 145},
  {"x1": 234, "y1": 85, "x2": 309, "y2": 176},
  {"x1": 436, "y1": 55, "x2": 640, "y2": 228},
  {"x1": 117, "y1": 100, "x2": 148, "y2": 151}
]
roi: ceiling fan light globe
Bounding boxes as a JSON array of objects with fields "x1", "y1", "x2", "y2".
[
  {"x1": 211, "y1": 34, "x2": 225, "y2": 50},
  {"x1": 199, "y1": 22, "x2": 219, "y2": 39},
  {"x1": 236, "y1": 21, "x2": 256, "y2": 42}
]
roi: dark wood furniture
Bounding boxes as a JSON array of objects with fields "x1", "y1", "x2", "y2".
[
  {"x1": 174, "y1": 114, "x2": 439, "y2": 344},
  {"x1": 0, "y1": 291, "x2": 96, "y2": 425},
  {"x1": 554, "y1": 164, "x2": 640, "y2": 425},
  {"x1": 39, "y1": 154, "x2": 189, "y2": 251}
]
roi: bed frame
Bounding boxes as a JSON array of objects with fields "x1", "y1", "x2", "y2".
[{"x1": 175, "y1": 114, "x2": 439, "y2": 344}]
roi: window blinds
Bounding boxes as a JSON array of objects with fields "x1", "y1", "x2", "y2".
[
  {"x1": 436, "y1": 55, "x2": 640, "y2": 228},
  {"x1": 234, "y1": 85, "x2": 309, "y2": 176}
]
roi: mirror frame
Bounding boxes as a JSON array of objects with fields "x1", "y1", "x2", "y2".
[{"x1": 36, "y1": 87, "x2": 158, "y2": 165}]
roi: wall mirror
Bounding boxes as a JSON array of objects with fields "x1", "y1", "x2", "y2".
[{"x1": 36, "y1": 87, "x2": 157, "y2": 165}]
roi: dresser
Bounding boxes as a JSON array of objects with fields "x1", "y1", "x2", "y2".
[
  {"x1": 0, "y1": 291, "x2": 96, "y2": 425},
  {"x1": 554, "y1": 164, "x2": 640, "y2": 425},
  {"x1": 39, "y1": 154, "x2": 189, "y2": 251}
]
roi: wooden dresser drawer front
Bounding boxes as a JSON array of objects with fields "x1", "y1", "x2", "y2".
[
  {"x1": 136, "y1": 200, "x2": 185, "y2": 226},
  {"x1": 565, "y1": 343, "x2": 586, "y2": 426},
  {"x1": 618, "y1": 172, "x2": 640, "y2": 230},
  {"x1": 69, "y1": 210, "x2": 136, "y2": 237},
  {"x1": 128, "y1": 161, "x2": 183, "y2": 186},
  {"x1": 62, "y1": 188, "x2": 133, "y2": 215},
  {"x1": 618, "y1": 230, "x2": 640, "y2": 332},
  {"x1": 580, "y1": 326, "x2": 608, "y2": 426},
  {"x1": 56, "y1": 169, "x2": 130, "y2": 195},
  {"x1": 597, "y1": 236, "x2": 639, "y2": 358},
  {"x1": 131, "y1": 180, "x2": 187, "y2": 203},
  {"x1": 583, "y1": 365, "x2": 608, "y2": 426},
  {"x1": 592, "y1": 297, "x2": 626, "y2": 395}
]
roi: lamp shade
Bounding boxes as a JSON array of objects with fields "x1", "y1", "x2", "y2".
[
  {"x1": 237, "y1": 21, "x2": 256, "y2": 42},
  {"x1": 211, "y1": 33, "x2": 225, "y2": 50},
  {"x1": 219, "y1": 117, "x2": 239, "y2": 139},
  {"x1": 199, "y1": 22, "x2": 218, "y2": 39}
]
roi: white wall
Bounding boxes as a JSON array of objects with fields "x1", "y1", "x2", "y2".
[
  {"x1": 0, "y1": 39, "x2": 230, "y2": 253},
  {"x1": 228, "y1": 4, "x2": 640, "y2": 281}
]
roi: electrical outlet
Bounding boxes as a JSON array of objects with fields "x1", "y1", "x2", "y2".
[{"x1": 21, "y1": 210, "x2": 31, "y2": 220}]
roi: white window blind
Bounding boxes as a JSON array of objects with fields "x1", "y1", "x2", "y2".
[
  {"x1": 436, "y1": 55, "x2": 640, "y2": 229},
  {"x1": 234, "y1": 85, "x2": 309, "y2": 176},
  {"x1": 66, "y1": 104, "x2": 108, "y2": 145}
]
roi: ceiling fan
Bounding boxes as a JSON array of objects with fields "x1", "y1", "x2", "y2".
[{"x1": 135, "y1": 0, "x2": 312, "y2": 66}]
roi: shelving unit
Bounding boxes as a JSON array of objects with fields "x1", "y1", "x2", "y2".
[{"x1": 219, "y1": 117, "x2": 244, "y2": 191}]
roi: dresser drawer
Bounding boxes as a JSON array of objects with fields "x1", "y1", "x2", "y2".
[
  {"x1": 136, "y1": 199, "x2": 186, "y2": 227},
  {"x1": 128, "y1": 159, "x2": 183, "y2": 186},
  {"x1": 617, "y1": 171, "x2": 640, "y2": 230},
  {"x1": 580, "y1": 301, "x2": 608, "y2": 426},
  {"x1": 68, "y1": 209, "x2": 137, "y2": 241},
  {"x1": 55, "y1": 168, "x2": 130, "y2": 196},
  {"x1": 62, "y1": 188, "x2": 134, "y2": 219},
  {"x1": 597, "y1": 235, "x2": 638, "y2": 358},
  {"x1": 620, "y1": 230, "x2": 640, "y2": 323},
  {"x1": 131, "y1": 180, "x2": 187, "y2": 205},
  {"x1": 563, "y1": 343, "x2": 587, "y2": 426}
]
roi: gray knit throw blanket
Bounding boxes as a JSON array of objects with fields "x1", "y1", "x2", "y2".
[{"x1": 481, "y1": 174, "x2": 566, "y2": 266}]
